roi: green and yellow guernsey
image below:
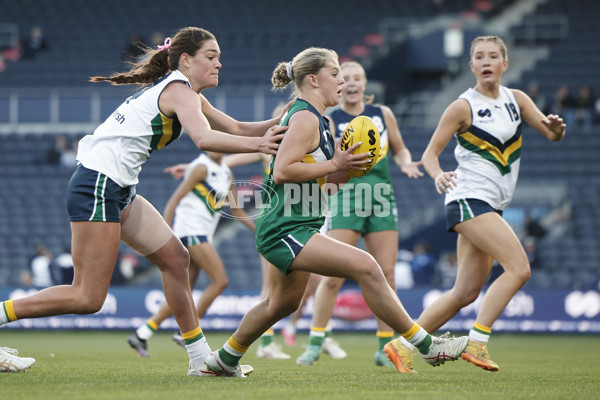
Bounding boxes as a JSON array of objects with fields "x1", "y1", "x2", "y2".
[
  {"x1": 326, "y1": 104, "x2": 398, "y2": 233},
  {"x1": 255, "y1": 99, "x2": 335, "y2": 255}
]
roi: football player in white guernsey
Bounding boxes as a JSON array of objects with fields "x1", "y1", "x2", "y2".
[
  {"x1": 384, "y1": 36, "x2": 566, "y2": 374},
  {"x1": 0, "y1": 27, "x2": 286, "y2": 377}
]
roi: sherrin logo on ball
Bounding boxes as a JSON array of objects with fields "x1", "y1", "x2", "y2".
[{"x1": 340, "y1": 115, "x2": 380, "y2": 177}]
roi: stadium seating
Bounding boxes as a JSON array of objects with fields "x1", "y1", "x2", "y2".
[
  {"x1": 0, "y1": 0, "x2": 597, "y2": 291},
  {"x1": 0, "y1": 0, "x2": 467, "y2": 88},
  {"x1": 512, "y1": 0, "x2": 600, "y2": 116}
]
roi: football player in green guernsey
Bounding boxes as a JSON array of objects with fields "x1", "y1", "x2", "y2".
[
  {"x1": 205, "y1": 47, "x2": 468, "y2": 377},
  {"x1": 297, "y1": 61, "x2": 424, "y2": 368}
]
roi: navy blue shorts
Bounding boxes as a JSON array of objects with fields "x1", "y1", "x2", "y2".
[
  {"x1": 445, "y1": 198, "x2": 502, "y2": 232},
  {"x1": 67, "y1": 164, "x2": 136, "y2": 222},
  {"x1": 179, "y1": 235, "x2": 209, "y2": 247}
]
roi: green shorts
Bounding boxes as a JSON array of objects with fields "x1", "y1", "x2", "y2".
[
  {"x1": 327, "y1": 183, "x2": 398, "y2": 234},
  {"x1": 258, "y1": 227, "x2": 320, "y2": 275}
]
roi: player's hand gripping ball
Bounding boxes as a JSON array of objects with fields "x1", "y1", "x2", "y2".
[{"x1": 340, "y1": 116, "x2": 380, "y2": 177}]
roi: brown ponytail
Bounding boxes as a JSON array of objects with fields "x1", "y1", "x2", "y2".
[{"x1": 90, "y1": 27, "x2": 216, "y2": 86}]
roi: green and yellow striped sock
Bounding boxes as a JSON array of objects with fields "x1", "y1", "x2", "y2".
[
  {"x1": 401, "y1": 322, "x2": 432, "y2": 355},
  {"x1": 377, "y1": 331, "x2": 394, "y2": 351},
  {"x1": 469, "y1": 322, "x2": 492, "y2": 343},
  {"x1": 183, "y1": 326, "x2": 211, "y2": 365},
  {"x1": 0, "y1": 300, "x2": 17, "y2": 325},
  {"x1": 182, "y1": 326, "x2": 204, "y2": 345},
  {"x1": 325, "y1": 324, "x2": 333, "y2": 338},
  {"x1": 136, "y1": 319, "x2": 158, "y2": 340},
  {"x1": 309, "y1": 326, "x2": 326, "y2": 347},
  {"x1": 220, "y1": 336, "x2": 249, "y2": 367},
  {"x1": 261, "y1": 328, "x2": 274, "y2": 346}
]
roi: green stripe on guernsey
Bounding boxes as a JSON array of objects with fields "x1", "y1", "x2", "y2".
[
  {"x1": 91, "y1": 173, "x2": 106, "y2": 221},
  {"x1": 456, "y1": 123, "x2": 522, "y2": 176},
  {"x1": 149, "y1": 114, "x2": 164, "y2": 151},
  {"x1": 192, "y1": 188, "x2": 217, "y2": 215},
  {"x1": 149, "y1": 113, "x2": 183, "y2": 153},
  {"x1": 457, "y1": 137, "x2": 515, "y2": 175}
]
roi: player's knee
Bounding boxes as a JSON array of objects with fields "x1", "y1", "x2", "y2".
[
  {"x1": 502, "y1": 256, "x2": 531, "y2": 285},
  {"x1": 323, "y1": 277, "x2": 344, "y2": 291},
  {"x1": 270, "y1": 295, "x2": 302, "y2": 319},
  {"x1": 167, "y1": 247, "x2": 190, "y2": 276},
  {"x1": 75, "y1": 294, "x2": 106, "y2": 314},
  {"x1": 514, "y1": 263, "x2": 531, "y2": 284},
  {"x1": 456, "y1": 287, "x2": 480, "y2": 306},
  {"x1": 382, "y1": 268, "x2": 395, "y2": 285},
  {"x1": 283, "y1": 298, "x2": 303, "y2": 317},
  {"x1": 179, "y1": 247, "x2": 191, "y2": 268},
  {"x1": 213, "y1": 276, "x2": 229, "y2": 293},
  {"x1": 353, "y1": 253, "x2": 384, "y2": 283}
]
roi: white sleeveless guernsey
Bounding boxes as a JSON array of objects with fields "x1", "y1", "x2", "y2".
[
  {"x1": 173, "y1": 153, "x2": 232, "y2": 242},
  {"x1": 77, "y1": 70, "x2": 190, "y2": 187},
  {"x1": 445, "y1": 86, "x2": 522, "y2": 210}
]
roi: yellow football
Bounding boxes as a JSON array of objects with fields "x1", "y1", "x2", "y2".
[{"x1": 339, "y1": 115, "x2": 380, "y2": 177}]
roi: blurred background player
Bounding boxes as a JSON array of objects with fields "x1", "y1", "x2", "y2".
[
  {"x1": 221, "y1": 151, "x2": 290, "y2": 359},
  {"x1": 384, "y1": 35, "x2": 566, "y2": 374},
  {"x1": 296, "y1": 61, "x2": 424, "y2": 367},
  {"x1": 22, "y1": 244, "x2": 53, "y2": 288},
  {"x1": 128, "y1": 151, "x2": 254, "y2": 357}
]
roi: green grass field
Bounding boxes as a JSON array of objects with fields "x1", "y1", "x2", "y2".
[{"x1": 2, "y1": 331, "x2": 599, "y2": 400}]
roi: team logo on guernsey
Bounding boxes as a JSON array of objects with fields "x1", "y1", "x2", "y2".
[
  {"x1": 204, "y1": 180, "x2": 279, "y2": 220},
  {"x1": 478, "y1": 109, "x2": 492, "y2": 118}
]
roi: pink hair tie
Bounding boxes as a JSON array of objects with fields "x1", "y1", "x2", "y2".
[{"x1": 157, "y1": 37, "x2": 171, "y2": 53}]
